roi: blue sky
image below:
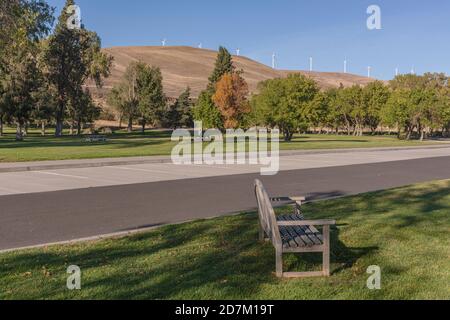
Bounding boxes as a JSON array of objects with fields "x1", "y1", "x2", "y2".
[{"x1": 47, "y1": 0, "x2": 450, "y2": 80}]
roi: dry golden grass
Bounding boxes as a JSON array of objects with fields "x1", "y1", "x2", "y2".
[{"x1": 88, "y1": 46, "x2": 375, "y2": 103}]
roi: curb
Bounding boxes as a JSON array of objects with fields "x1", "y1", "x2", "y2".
[{"x1": 1, "y1": 144, "x2": 450, "y2": 173}]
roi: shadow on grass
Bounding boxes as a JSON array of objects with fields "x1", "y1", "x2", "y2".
[{"x1": 1, "y1": 213, "x2": 375, "y2": 299}]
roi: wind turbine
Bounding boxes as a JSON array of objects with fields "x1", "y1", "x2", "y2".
[
  {"x1": 344, "y1": 59, "x2": 348, "y2": 74},
  {"x1": 236, "y1": 48, "x2": 240, "y2": 56},
  {"x1": 272, "y1": 53, "x2": 276, "y2": 69},
  {"x1": 367, "y1": 66, "x2": 372, "y2": 78},
  {"x1": 161, "y1": 38, "x2": 167, "y2": 46},
  {"x1": 309, "y1": 57, "x2": 313, "y2": 72},
  {"x1": 198, "y1": 43, "x2": 202, "y2": 49},
  {"x1": 411, "y1": 66, "x2": 416, "y2": 75},
  {"x1": 395, "y1": 67, "x2": 399, "y2": 77}
]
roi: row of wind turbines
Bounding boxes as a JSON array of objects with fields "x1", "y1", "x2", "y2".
[
  {"x1": 160, "y1": 39, "x2": 416, "y2": 78},
  {"x1": 273, "y1": 53, "x2": 416, "y2": 78}
]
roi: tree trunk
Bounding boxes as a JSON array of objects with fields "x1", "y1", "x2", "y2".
[
  {"x1": 141, "y1": 121, "x2": 146, "y2": 133},
  {"x1": 77, "y1": 118, "x2": 82, "y2": 136},
  {"x1": 16, "y1": 122, "x2": 23, "y2": 141},
  {"x1": 55, "y1": 101, "x2": 64, "y2": 137},
  {"x1": 127, "y1": 117, "x2": 133, "y2": 133},
  {"x1": 55, "y1": 121, "x2": 63, "y2": 137},
  {"x1": 420, "y1": 128, "x2": 425, "y2": 141},
  {"x1": 406, "y1": 127, "x2": 412, "y2": 140},
  {"x1": 41, "y1": 121, "x2": 46, "y2": 136},
  {"x1": 283, "y1": 129, "x2": 293, "y2": 142},
  {"x1": 69, "y1": 121, "x2": 75, "y2": 135},
  {"x1": 0, "y1": 117, "x2": 3, "y2": 137}
]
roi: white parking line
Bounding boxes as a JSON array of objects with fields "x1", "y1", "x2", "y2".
[
  {"x1": 33, "y1": 171, "x2": 89, "y2": 180},
  {"x1": 111, "y1": 166, "x2": 192, "y2": 175},
  {"x1": 191, "y1": 164, "x2": 241, "y2": 170}
]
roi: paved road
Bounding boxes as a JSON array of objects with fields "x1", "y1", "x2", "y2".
[
  {"x1": 1, "y1": 146, "x2": 450, "y2": 196},
  {"x1": 1, "y1": 156, "x2": 450, "y2": 251}
]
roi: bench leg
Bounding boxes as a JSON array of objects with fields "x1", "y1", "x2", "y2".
[
  {"x1": 276, "y1": 249, "x2": 283, "y2": 277},
  {"x1": 322, "y1": 225, "x2": 330, "y2": 276}
]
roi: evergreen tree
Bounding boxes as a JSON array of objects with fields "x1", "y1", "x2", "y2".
[
  {"x1": 165, "y1": 87, "x2": 193, "y2": 129},
  {"x1": 193, "y1": 91, "x2": 223, "y2": 129},
  {"x1": 207, "y1": 46, "x2": 235, "y2": 90},
  {"x1": 135, "y1": 63, "x2": 166, "y2": 132}
]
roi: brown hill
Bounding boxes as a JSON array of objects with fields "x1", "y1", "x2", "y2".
[{"x1": 90, "y1": 46, "x2": 376, "y2": 108}]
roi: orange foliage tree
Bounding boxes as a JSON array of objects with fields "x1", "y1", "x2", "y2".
[{"x1": 212, "y1": 72, "x2": 250, "y2": 129}]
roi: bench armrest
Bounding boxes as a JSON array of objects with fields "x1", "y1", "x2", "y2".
[
  {"x1": 278, "y1": 219, "x2": 335, "y2": 226},
  {"x1": 270, "y1": 196, "x2": 306, "y2": 203}
]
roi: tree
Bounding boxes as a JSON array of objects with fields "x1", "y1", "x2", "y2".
[
  {"x1": 108, "y1": 66, "x2": 138, "y2": 133},
  {"x1": 384, "y1": 73, "x2": 447, "y2": 140},
  {"x1": 69, "y1": 87, "x2": 101, "y2": 135},
  {"x1": 381, "y1": 88, "x2": 435, "y2": 140},
  {"x1": 343, "y1": 85, "x2": 366, "y2": 136},
  {"x1": 164, "y1": 87, "x2": 193, "y2": 129},
  {"x1": 363, "y1": 81, "x2": 390, "y2": 134},
  {"x1": 212, "y1": 72, "x2": 250, "y2": 129},
  {"x1": 0, "y1": 0, "x2": 54, "y2": 73},
  {"x1": 31, "y1": 70, "x2": 57, "y2": 136},
  {"x1": 322, "y1": 87, "x2": 343, "y2": 134},
  {"x1": 207, "y1": 47, "x2": 235, "y2": 90},
  {"x1": 193, "y1": 46, "x2": 236, "y2": 129},
  {"x1": 192, "y1": 90, "x2": 223, "y2": 129},
  {"x1": 252, "y1": 74, "x2": 319, "y2": 141},
  {"x1": 308, "y1": 91, "x2": 330, "y2": 133},
  {"x1": 134, "y1": 63, "x2": 166, "y2": 133},
  {"x1": 0, "y1": 0, "x2": 54, "y2": 140},
  {"x1": 109, "y1": 62, "x2": 166, "y2": 133},
  {"x1": 438, "y1": 88, "x2": 450, "y2": 137},
  {"x1": 0, "y1": 80, "x2": 5, "y2": 136},
  {"x1": 44, "y1": 0, "x2": 112, "y2": 137}
]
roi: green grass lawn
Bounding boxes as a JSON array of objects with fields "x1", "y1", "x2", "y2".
[
  {"x1": 0, "y1": 127, "x2": 435, "y2": 163},
  {"x1": 1, "y1": 180, "x2": 449, "y2": 300}
]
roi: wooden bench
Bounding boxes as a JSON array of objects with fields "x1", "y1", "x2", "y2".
[
  {"x1": 84, "y1": 135, "x2": 107, "y2": 143},
  {"x1": 254, "y1": 179, "x2": 335, "y2": 278}
]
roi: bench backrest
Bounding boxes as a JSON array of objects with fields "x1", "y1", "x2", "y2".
[{"x1": 254, "y1": 179, "x2": 282, "y2": 248}]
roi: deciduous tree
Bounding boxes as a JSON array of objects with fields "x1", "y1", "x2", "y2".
[
  {"x1": 212, "y1": 72, "x2": 250, "y2": 129},
  {"x1": 44, "y1": 0, "x2": 112, "y2": 137},
  {"x1": 252, "y1": 74, "x2": 319, "y2": 141}
]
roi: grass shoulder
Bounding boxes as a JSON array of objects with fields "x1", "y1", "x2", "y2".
[{"x1": 0, "y1": 127, "x2": 438, "y2": 163}]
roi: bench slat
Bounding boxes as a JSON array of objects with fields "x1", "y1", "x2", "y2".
[
  {"x1": 278, "y1": 215, "x2": 314, "y2": 248},
  {"x1": 280, "y1": 216, "x2": 315, "y2": 247},
  {"x1": 278, "y1": 225, "x2": 301, "y2": 249},
  {"x1": 284, "y1": 215, "x2": 321, "y2": 246},
  {"x1": 281, "y1": 226, "x2": 308, "y2": 248}
]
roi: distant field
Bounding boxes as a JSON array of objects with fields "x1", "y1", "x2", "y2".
[
  {"x1": 1, "y1": 180, "x2": 449, "y2": 299},
  {"x1": 0, "y1": 128, "x2": 435, "y2": 163}
]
